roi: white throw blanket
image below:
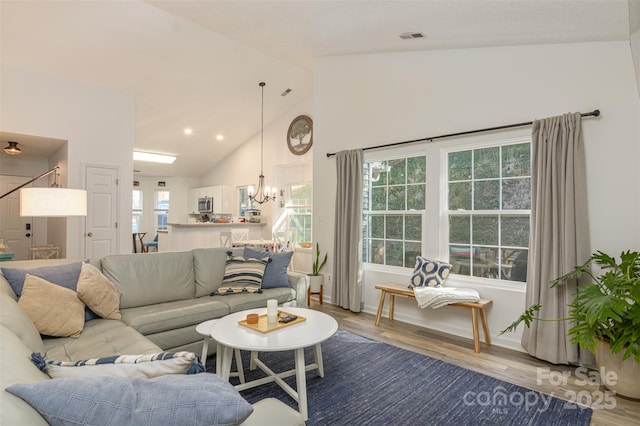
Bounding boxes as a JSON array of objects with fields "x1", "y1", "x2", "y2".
[{"x1": 413, "y1": 286, "x2": 480, "y2": 309}]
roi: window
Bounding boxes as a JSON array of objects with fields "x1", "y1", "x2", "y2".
[
  {"x1": 362, "y1": 156, "x2": 426, "y2": 268},
  {"x1": 132, "y1": 189, "x2": 143, "y2": 232},
  {"x1": 238, "y1": 186, "x2": 254, "y2": 217},
  {"x1": 154, "y1": 190, "x2": 170, "y2": 231},
  {"x1": 287, "y1": 184, "x2": 312, "y2": 243},
  {"x1": 446, "y1": 142, "x2": 530, "y2": 282}
]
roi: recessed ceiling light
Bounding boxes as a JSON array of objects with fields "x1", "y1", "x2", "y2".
[
  {"x1": 216, "y1": 134, "x2": 224, "y2": 141},
  {"x1": 184, "y1": 128, "x2": 193, "y2": 135},
  {"x1": 399, "y1": 32, "x2": 425, "y2": 40},
  {"x1": 133, "y1": 151, "x2": 177, "y2": 164}
]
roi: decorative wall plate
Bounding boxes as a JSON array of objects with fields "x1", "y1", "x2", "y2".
[{"x1": 287, "y1": 115, "x2": 313, "y2": 155}]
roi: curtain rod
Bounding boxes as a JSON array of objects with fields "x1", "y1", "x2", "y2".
[{"x1": 326, "y1": 109, "x2": 600, "y2": 158}]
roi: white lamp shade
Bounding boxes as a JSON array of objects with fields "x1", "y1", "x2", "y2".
[{"x1": 20, "y1": 188, "x2": 87, "y2": 217}]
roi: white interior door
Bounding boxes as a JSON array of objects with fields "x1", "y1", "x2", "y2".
[
  {"x1": 0, "y1": 176, "x2": 32, "y2": 260},
  {"x1": 85, "y1": 165, "x2": 118, "y2": 258}
]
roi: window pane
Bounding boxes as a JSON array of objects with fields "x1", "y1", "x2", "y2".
[
  {"x1": 502, "y1": 143, "x2": 531, "y2": 177},
  {"x1": 407, "y1": 156, "x2": 426, "y2": 184},
  {"x1": 386, "y1": 215, "x2": 403, "y2": 239},
  {"x1": 407, "y1": 184, "x2": 425, "y2": 210},
  {"x1": 371, "y1": 161, "x2": 388, "y2": 187},
  {"x1": 502, "y1": 178, "x2": 531, "y2": 209},
  {"x1": 506, "y1": 249, "x2": 528, "y2": 282},
  {"x1": 405, "y1": 215, "x2": 422, "y2": 241},
  {"x1": 449, "y1": 182, "x2": 472, "y2": 210},
  {"x1": 473, "y1": 215, "x2": 498, "y2": 246},
  {"x1": 155, "y1": 190, "x2": 169, "y2": 210},
  {"x1": 132, "y1": 190, "x2": 143, "y2": 211},
  {"x1": 371, "y1": 239, "x2": 385, "y2": 264},
  {"x1": 449, "y1": 246, "x2": 471, "y2": 276},
  {"x1": 473, "y1": 247, "x2": 499, "y2": 278},
  {"x1": 371, "y1": 215, "x2": 385, "y2": 238},
  {"x1": 474, "y1": 147, "x2": 500, "y2": 179},
  {"x1": 449, "y1": 215, "x2": 470, "y2": 244},
  {"x1": 501, "y1": 216, "x2": 529, "y2": 247},
  {"x1": 404, "y1": 242, "x2": 421, "y2": 268},
  {"x1": 474, "y1": 180, "x2": 500, "y2": 210},
  {"x1": 388, "y1": 159, "x2": 406, "y2": 185},
  {"x1": 371, "y1": 187, "x2": 386, "y2": 210},
  {"x1": 449, "y1": 151, "x2": 472, "y2": 181},
  {"x1": 385, "y1": 240, "x2": 403, "y2": 267},
  {"x1": 388, "y1": 186, "x2": 406, "y2": 210}
]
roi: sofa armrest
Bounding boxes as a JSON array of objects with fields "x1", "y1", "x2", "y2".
[{"x1": 287, "y1": 271, "x2": 309, "y2": 307}]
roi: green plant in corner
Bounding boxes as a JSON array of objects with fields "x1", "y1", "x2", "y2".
[
  {"x1": 312, "y1": 243, "x2": 328, "y2": 276},
  {"x1": 501, "y1": 250, "x2": 640, "y2": 362}
]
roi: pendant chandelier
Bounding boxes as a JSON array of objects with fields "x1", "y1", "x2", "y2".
[{"x1": 248, "y1": 81, "x2": 276, "y2": 204}]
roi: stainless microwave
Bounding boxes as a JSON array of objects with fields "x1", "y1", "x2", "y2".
[{"x1": 198, "y1": 197, "x2": 213, "y2": 213}]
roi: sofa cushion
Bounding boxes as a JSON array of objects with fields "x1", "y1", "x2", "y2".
[
  {"x1": 120, "y1": 297, "x2": 230, "y2": 336},
  {"x1": 0, "y1": 325, "x2": 50, "y2": 426},
  {"x1": 102, "y1": 252, "x2": 195, "y2": 309},
  {"x1": 243, "y1": 247, "x2": 293, "y2": 289},
  {"x1": 77, "y1": 262, "x2": 122, "y2": 320},
  {"x1": 193, "y1": 247, "x2": 243, "y2": 298},
  {"x1": 35, "y1": 351, "x2": 204, "y2": 379},
  {"x1": 0, "y1": 290, "x2": 44, "y2": 354},
  {"x1": 6, "y1": 373, "x2": 254, "y2": 426},
  {"x1": 19, "y1": 274, "x2": 86, "y2": 338},
  {"x1": 220, "y1": 287, "x2": 297, "y2": 313},
  {"x1": 43, "y1": 319, "x2": 161, "y2": 362}
]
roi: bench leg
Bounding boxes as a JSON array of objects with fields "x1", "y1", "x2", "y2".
[
  {"x1": 389, "y1": 294, "x2": 395, "y2": 321},
  {"x1": 374, "y1": 290, "x2": 386, "y2": 326},
  {"x1": 480, "y1": 307, "x2": 491, "y2": 347},
  {"x1": 471, "y1": 308, "x2": 480, "y2": 353}
]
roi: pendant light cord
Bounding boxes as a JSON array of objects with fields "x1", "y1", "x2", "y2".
[{"x1": 260, "y1": 81, "x2": 265, "y2": 175}]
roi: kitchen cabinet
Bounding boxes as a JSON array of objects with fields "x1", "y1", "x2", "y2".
[{"x1": 188, "y1": 185, "x2": 231, "y2": 215}]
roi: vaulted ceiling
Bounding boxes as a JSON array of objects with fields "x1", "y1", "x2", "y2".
[{"x1": 1, "y1": 0, "x2": 633, "y2": 177}]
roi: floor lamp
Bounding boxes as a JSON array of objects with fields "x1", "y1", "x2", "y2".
[{"x1": 0, "y1": 167, "x2": 87, "y2": 217}]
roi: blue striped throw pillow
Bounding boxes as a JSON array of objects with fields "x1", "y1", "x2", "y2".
[{"x1": 217, "y1": 254, "x2": 269, "y2": 295}]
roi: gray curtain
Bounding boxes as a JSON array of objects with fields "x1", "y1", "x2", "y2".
[
  {"x1": 332, "y1": 149, "x2": 363, "y2": 312},
  {"x1": 522, "y1": 112, "x2": 593, "y2": 365}
]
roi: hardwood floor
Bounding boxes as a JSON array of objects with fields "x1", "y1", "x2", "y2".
[{"x1": 310, "y1": 302, "x2": 640, "y2": 426}]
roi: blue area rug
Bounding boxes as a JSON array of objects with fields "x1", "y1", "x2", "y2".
[{"x1": 206, "y1": 329, "x2": 592, "y2": 425}]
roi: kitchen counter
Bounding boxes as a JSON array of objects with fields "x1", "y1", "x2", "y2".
[{"x1": 162, "y1": 222, "x2": 267, "y2": 252}]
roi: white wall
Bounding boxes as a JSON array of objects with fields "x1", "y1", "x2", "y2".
[
  {"x1": 313, "y1": 41, "x2": 640, "y2": 351},
  {"x1": 0, "y1": 63, "x2": 135, "y2": 257},
  {"x1": 199, "y1": 97, "x2": 313, "y2": 238}
]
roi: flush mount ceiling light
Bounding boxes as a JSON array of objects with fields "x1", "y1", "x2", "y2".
[
  {"x1": 133, "y1": 151, "x2": 177, "y2": 164},
  {"x1": 4, "y1": 141, "x2": 22, "y2": 155}
]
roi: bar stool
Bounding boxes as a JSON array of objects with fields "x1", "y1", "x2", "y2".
[{"x1": 195, "y1": 319, "x2": 245, "y2": 383}]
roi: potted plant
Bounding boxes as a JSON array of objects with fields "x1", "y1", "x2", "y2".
[
  {"x1": 502, "y1": 250, "x2": 640, "y2": 399},
  {"x1": 308, "y1": 243, "x2": 328, "y2": 293}
]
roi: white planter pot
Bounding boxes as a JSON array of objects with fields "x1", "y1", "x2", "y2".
[
  {"x1": 595, "y1": 339, "x2": 640, "y2": 400},
  {"x1": 308, "y1": 275, "x2": 324, "y2": 293}
]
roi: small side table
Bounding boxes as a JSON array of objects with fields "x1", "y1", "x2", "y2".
[{"x1": 195, "y1": 319, "x2": 244, "y2": 383}]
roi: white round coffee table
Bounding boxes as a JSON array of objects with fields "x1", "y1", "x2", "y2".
[{"x1": 210, "y1": 307, "x2": 338, "y2": 420}]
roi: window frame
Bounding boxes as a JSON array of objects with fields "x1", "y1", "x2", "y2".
[
  {"x1": 132, "y1": 189, "x2": 143, "y2": 233},
  {"x1": 440, "y1": 136, "x2": 531, "y2": 286},
  {"x1": 154, "y1": 189, "x2": 170, "y2": 232}
]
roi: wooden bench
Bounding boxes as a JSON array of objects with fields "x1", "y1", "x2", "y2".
[{"x1": 374, "y1": 283, "x2": 493, "y2": 353}]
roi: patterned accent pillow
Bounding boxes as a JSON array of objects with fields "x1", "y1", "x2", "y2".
[
  {"x1": 31, "y1": 351, "x2": 205, "y2": 379},
  {"x1": 6, "y1": 373, "x2": 254, "y2": 426},
  {"x1": 408, "y1": 257, "x2": 452, "y2": 288},
  {"x1": 18, "y1": 274, "x2": 85, "y2": 338},
  {"x1": 216, "y1": 254, "x2": 269, "y2": 295},
  {"x1": 76, "y1": 262, "x2": 122, "y2": 320}
]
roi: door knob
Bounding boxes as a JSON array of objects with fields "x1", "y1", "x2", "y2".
[
  {"x1": 25, "y1": 233, "x2": 31, "y2": 237},
  {"x1": 87, "y1": 232, "x2": 93, "y2": 237}
]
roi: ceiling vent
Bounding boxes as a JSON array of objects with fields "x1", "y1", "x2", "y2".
[
  {"x1": 281, "y1": 88, "x2": 292, "y2": 97},
  {"x1": 399, "y1": 32, "x2": 425, "y2": 40}
]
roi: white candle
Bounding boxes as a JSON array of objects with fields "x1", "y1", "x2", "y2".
[{"x1": 267, "y1": 299, "x2": 277, "y2": 323}]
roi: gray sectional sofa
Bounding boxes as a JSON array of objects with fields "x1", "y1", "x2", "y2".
[{"x1": 0, "y1": 247, "x2": 308, "y2": 425}]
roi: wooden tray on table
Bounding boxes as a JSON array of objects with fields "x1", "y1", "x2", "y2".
[{"x1": 238, "y1": 311, "x2": 306, "y2": 333}]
